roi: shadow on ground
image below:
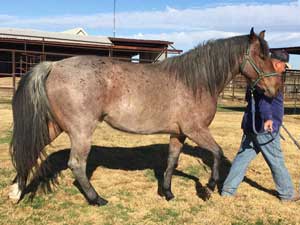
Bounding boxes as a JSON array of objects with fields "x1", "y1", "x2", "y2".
[{"x1": 22, "y1": 144, "x2": 277, "y2": 201}]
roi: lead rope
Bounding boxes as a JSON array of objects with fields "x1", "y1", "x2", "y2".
[
  {"x1": 250, "y1": 89, "x2": 275, "y2": 139},
  {"x1": 250, "y1": 89, "x2": 260, "y2": 135}
]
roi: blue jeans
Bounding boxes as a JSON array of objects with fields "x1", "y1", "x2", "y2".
[{"x1": 221, "y1": 131, "x2": 295, "y2": 200}]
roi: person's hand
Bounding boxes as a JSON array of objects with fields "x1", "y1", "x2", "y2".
[{"x1": 264, "y1": 120, "x2": 273, "y2": 132}]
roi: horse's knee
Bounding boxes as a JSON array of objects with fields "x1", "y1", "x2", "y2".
[
  {"x1": 68, "y1": 140, "x2": 91, "y2": 172},
  {"x1": 68, "y1": 157, "x2": 85, "y2": 173}
]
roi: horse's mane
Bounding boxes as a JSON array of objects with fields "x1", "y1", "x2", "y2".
[{"x1": 159, "y1": 34, "x2": 269, "y2": 96}]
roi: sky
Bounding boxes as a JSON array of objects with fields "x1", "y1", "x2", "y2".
[{"x1": 1, "y1": 0, "x2": 300, "y2": 67}]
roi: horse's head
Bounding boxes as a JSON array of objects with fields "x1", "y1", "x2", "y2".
[{"x1": 240, "y1": 28, "x2": 281, "y2": 97}]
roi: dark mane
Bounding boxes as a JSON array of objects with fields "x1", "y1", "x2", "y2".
[{"x1": 160, "y1": 34, "x2": 268, "y2": 96}]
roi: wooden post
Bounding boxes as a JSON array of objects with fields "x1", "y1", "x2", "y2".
[
  {"x1": 12, "y1": 51, "x2": 16, "y2": 94},
  {"x1": 24, "y1": 42, "x2": 28, "y2": 73},
  {"x1": 42, "y1": 38, "x2": 46, "y2": 61},
  {"x1": 20, "y1": 56, "x2": 22, "y2": 77},
  {"x1": 294, "y1": 77, "x2": 297, "y2": 114},
  {"x1": 165, "y1": 48, "x2": 168, "y2": 60},
  {"x1": 294, "y1": 88, "x2": 298, "y2": 114},
  {"x1": 232, "y1": 79, "x2": 235, "y2": 101}
]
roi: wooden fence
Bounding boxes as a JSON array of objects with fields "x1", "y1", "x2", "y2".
[{"x1": 220, "y1": 70, "x2": 300, "y2": 111}]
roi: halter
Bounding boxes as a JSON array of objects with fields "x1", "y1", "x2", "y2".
[
  {"x1": 240, "y1": 47, "x2": 278, "y2": 92},
  {"x1": 240, "y1": 47, "x2": 278, "y2": 137}
]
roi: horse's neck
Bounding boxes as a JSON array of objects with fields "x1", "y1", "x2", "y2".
[{"x1": 216, "y1": 56, "x2": 242, "y2": 94}]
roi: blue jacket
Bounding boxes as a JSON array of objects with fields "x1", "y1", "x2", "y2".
[{"x1": 241, "y1": 87, "x2": 284, "y2": 133}]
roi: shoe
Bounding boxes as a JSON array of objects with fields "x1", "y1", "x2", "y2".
[{"x1": 281, "y1": 193, "x2": 300, "y2": 202}]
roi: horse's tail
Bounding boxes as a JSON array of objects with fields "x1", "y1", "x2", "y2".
[{"x1": 10, "y1": 61, "x2": 54, "y2": 192}]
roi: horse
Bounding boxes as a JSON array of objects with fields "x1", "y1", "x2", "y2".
[{"x1": 9, "y1": 28, "x2": 281, "y2": 206}]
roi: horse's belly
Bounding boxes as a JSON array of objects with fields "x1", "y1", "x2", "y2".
[{"x1": 103, "y1": 111, "x2": 177, "y2": 135}]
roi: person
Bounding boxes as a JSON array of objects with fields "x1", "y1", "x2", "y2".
[{"x1": 221, "y1": 49, "x2": 300, "y2": 201}]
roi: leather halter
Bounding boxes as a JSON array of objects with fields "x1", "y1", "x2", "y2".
[
  {"x1": 240, "y1": 47, "x2": 278, "y2": 136},
  {"x1": 240, "y1": 47, "x2": 278, "y2": 92}
]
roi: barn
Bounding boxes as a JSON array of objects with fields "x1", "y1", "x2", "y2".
[
  {"x1": 0, "y1": 27, "x2": 182, "y2": 92},
  {"x1": 0, "y1": 28, "x2": 299, "y2": 111}
]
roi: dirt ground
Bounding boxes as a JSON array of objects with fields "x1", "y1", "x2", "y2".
[{"x1": 1, "y1": 95, "x2": 300, "y2": 225}]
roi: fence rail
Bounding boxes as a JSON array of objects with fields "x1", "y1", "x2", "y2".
[
  {"x1": 220, "y1": 70, "x2": 300, "y2": 110},
  {"x1": 1, "y1": 54, "x2": 300, "y2": 112}
]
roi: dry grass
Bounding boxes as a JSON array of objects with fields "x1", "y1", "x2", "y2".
[{"x1": 1, "y1": 96, "x2": 300, "y2": 225}]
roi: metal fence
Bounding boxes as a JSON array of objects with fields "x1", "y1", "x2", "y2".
[
  {"x1": 220, "y1": 70, "x2": 300, "y2": 110},
  {"x1": 1, "y1": 54, "x2": 300, "y2": 112}
]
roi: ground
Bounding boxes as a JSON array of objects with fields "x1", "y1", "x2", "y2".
[{"x1": 1, "y1": 90, "x2": 300, "y2": 225}]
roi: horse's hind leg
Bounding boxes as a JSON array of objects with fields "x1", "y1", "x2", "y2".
[
  {"x1": 160, "y1": 134, "x2": 186, "y2": 201},
  {"x1": 68, "y1": 129, "x2": 107, "y2": 206}
]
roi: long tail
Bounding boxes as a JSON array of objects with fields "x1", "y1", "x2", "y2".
[{"x1": 10, "y1": 61, "x2": 54, "y2": 192}]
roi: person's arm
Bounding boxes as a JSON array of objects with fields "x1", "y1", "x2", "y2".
[{"x1": 257, "y1": 92, "x2": 274, "y2": 132}]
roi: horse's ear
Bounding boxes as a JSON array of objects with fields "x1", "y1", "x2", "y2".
[
  {"x1": 249, "y1": 27, "x2": 257, "y2": 42},
  {"x1": 259, "y1": 30, "x2": 266, "y2": 39}
]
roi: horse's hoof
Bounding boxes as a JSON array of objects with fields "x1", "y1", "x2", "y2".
[
  {"x1": 203, "y1": 191, "x2": 212, "y2": 201},
  {"x1": 207, "y1": 179, "x2": 216, "y2": 191},
  {"x1": 89, "y1": 196, "x2": 108, "y2": 206},
  {"x1": 164, "y1": 190, "x2": 175, "y2": 201},
  {"x1": 157, "y1": 187, "x2": 164, "y2": 197}
]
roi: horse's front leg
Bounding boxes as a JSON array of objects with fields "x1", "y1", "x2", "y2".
[
  {"x1": 160, "y1": 134, "x2": 186, "y2": 201},
  {"x1": 184, "y1": 127, "x2": 223, "y2": 193},
  {"x1": 68, "y1": 133, "x2": 108, "y2": 206}
]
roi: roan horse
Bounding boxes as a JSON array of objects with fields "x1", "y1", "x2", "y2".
[{"x1": 10, "y1": 28, "x2": 281, "y2": 206}]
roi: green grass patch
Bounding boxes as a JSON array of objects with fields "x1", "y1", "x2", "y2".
[
  {"x1": 184, "y1": 164, "x2": 208, "y2": 180},
  {"x1": 102, "y1": 203, "x2": 134, "y2": 224},
  {"x1": 185, "y1": 165, "x2": 201, "y2": 177},
  {"x1": 22, "y1": 195, "x2": 47, "y2": 209},
  {"x1": 144, "y1": 208, "x2": 180, "y2": 225},
  {"x1": 19, "y1": 193, "x2": 56, "y2": 210},
  {"x1": 144, "y1": 169, "x2": 156, "y2": 182},
  {"x1": 117, "y1": 189, "x2": 133, "y2": 199},
  {"x1": 189, "y1": 205, "x2": 204, "y2": 215},
  {"x1": 0, "y1": 168, "x2": 14, "y2": 189},
  {"x1": 232, "y1": 218, "x2": 288, "y2": 225},
  {"x1": 0, "y1": 130, "x2": 12, "y2": 144},
  {"x1": 59, "y1": 200, "x2": 76, "y2": 209},
  {"x1": 61, "y1": 185, "x2": 80, "y2": 196},
  {"x1": 0, "y1": 168, "x2": 14, "y2": 177},
  {"x1": 0, "y1": 214, "x2": 8, "y2": 225}
]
